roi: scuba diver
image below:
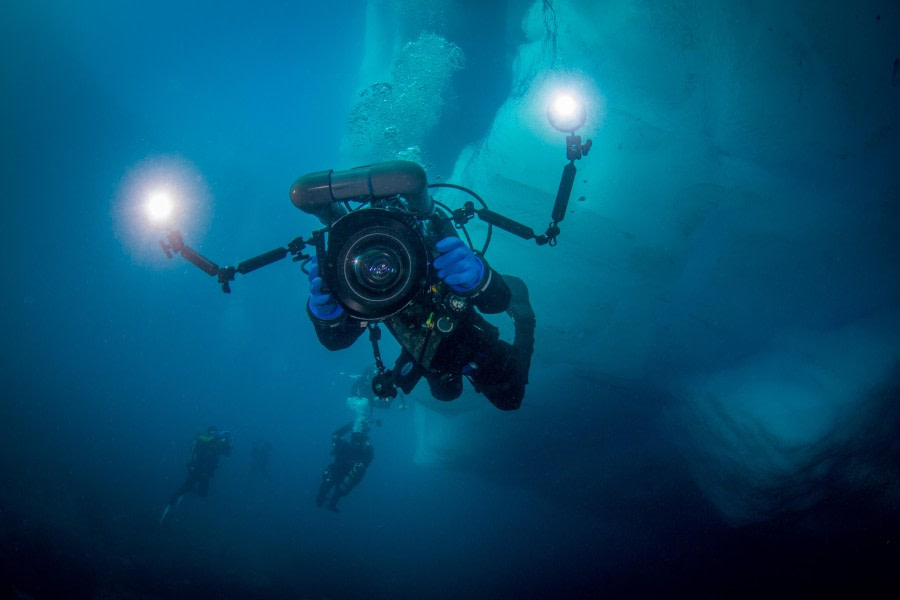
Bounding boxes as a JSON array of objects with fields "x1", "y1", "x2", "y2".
[
  {"x1": 161, "y1": 103, "x2": 592, "y2": 413},
  {"x1": 160, "y1": 426, "x2": 233, "y2": 524},
  {"x1": 316, "y1": 422, "x2": 374, "y2": 512},
  {"x1": 351, "y1": 365, "x2": 380, "y2": 402},
  {"x1": 302, "y1": 162, "x2": 536, "y2": 411},
  {"x1": 308, "y1": 248, "x2": 534, "y2": 411},
  {"x1": 159, "y1": 160, "x2": 549, "y2": 411}
]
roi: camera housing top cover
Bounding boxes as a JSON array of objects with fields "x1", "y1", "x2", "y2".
[{"x1": 292, "y1": 161, "x2": 458, "y2": 322}]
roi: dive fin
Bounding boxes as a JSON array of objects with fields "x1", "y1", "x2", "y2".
[{"x1": 159, "y1": 495, "x2": 183, "y2": 525}]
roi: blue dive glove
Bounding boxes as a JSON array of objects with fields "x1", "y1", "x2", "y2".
[
  {"x1": 307, "y1": 256, "x2": 344, "y2": 320},
  {"x1": 434, "y1": 237, "x2": 485, "y2": 293}
]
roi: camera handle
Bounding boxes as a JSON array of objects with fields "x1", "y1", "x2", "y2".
[
  {"x1": 367, "y1": 324, "x2": 399, "y2": 400},
  {"x1": 160, "y1": 229, "x2": 313, "y2": 293}
]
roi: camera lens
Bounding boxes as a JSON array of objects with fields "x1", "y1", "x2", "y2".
[
  {"x1": 324, "y1": 208, "x2": 428, "y2": 320},
  {"x1": 353, "y1": 246, "x2": 403, "y2": 292}
]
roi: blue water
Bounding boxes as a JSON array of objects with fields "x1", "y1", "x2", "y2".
[{"x1": 2, "y1": 1, "x2": 899, "y2": 598}]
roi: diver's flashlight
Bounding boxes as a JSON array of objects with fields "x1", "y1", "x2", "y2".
[{"x1": 547, "y1": 93, "x2": 586, "y2": 133}]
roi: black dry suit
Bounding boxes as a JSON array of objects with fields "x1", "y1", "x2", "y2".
[
  {"x1": 307, "y1": 258, "x2": 534, "y2": 411},
  {"x1": 169, "y1": 431, "x2": 232, "y2": 504},
  {"x1": 317, "y1": 423, "x2": 374, "y2": 511}
]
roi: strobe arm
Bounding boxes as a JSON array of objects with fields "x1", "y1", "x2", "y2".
[
  {"x1": 474, "y1": 207, "x2": 544, "y2": 242},
  {"x1": 236, "y1": 247, "x2": 290, "y2": 275},
  {"x1": 445, "y1": 131, "x2": 591, "y2": 247},
  {"x1": 159, "y1": 230, "x2": 219, "y2": 276},
  {"x1": 159, "y1": 230, "x2": 311, "y2": 293},
  {"x1": 544, "y1": 133, "x2": 592, "y2": 245},
  {"x1": 552, "y1": 162, "x2": 577, "y2": 225},
  {"x1": 450, "y1": 202, "x2": 556, "y2": 246}
]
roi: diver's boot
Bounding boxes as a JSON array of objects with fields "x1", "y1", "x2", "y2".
[
  {"x1": 503, "y1": 275, "x2": 536, "y2": 382},
  {"x1": 325, "y1": 489, "x2": 342, "y2": 513},
  {"x1": 316, "y1": 483, "x2": 330, "y2": 508}
]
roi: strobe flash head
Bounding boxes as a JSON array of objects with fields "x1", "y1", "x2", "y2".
[
  {"x1": 322, "y1": 208, "x2": 429, "y2": 321},
  {"x1": 547, "y1": 93, "x2": 586, "y2": 133},
  {"x1": 145, "y1": 190, "x2": 175, "y2": 226}
]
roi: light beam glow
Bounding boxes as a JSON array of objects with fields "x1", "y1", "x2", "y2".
[
  {"x1": 145, "y1": 190, "x2": 175, "y2": 225},
  {"x1": 552, "y1": 94, "x2": 577, "y2": 117},
  {"x1": 547, "y1": 92, "x2": 587, "y2": 133},
  {"x1": 112, "y1": 155, "x2": 211, "y2": 266}
]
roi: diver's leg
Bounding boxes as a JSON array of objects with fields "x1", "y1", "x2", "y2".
[
  {"x1": 324, "y1": 464, "x2": 352, "y2": 512},
  {"x1": 325, "y1": 489, "x2": 341, "y2": 512},
  {"x1": 470, "y1": 340, "x2": 525, "y2": 411},
  {"x1": 325, "y1": 479, "x2": 343, "y2": 512},
  {"x1": 168, "y1": 488, "x2": 184, "y2": 506},
  {"x1": 316, "y1": 466, "x2": 334, "y2": 508},
  {"x1": 328, "y1": 461, "x2": 369, "y2": 511},
  {"x1": 169, "y1": 473, "x2": 194, "y2": 505},
  {"x1": 502, "y1": 275, "x2": 535, "y2": 383},
  {"x1": 161, "y1": 474, "x2": 193, "y2": 524},
  {"x1": 425, "y1": 369, "x2": 464, "y2": 402},
  {"x1": 340, "y1": 461, "x2": 369, "y2": 493},
  {"x1": 391, "y1": 349, "x2": 425, "y2": 394}
]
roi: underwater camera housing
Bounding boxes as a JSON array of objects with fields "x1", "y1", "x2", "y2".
[
  {"x1": 318, "y1": 206, "x2": 441, "y2": 321},
  {"x1": 323, "y1": 207, "x2": 428, "y2": 320},
  {"x1": 290, "y1": 161, "x2": 459, "y2": 321}
]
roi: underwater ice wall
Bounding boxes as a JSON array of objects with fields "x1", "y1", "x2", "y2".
[
  {"x1": 452, "y1": 0, "x2": 900, "y2": 372},
  {"x1": 342, "y1": 1, "x2": 464, "y2": 168},
  {"x1": 344, "y1": 33, "x2": 464, "y2": 167},
  {"x1": 672, "y1": 314, "x2": 900, "y2": 525},
  {"x1": 459, "y1": 0, "x2": 900, "y2": 524},
  {"x1": 351, "y1": 0, "x2": 900, "y2": 525}
]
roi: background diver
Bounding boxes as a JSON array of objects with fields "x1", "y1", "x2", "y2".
[
  {"x1": 316, "y1": 421, "x2": 374, "y2": 512},
  {"x1": 306, "y1": 237, "x2": 535, "y2": 411},
  {"x1": 160, "y1": 426, "x2": 233, "y2": 524}
]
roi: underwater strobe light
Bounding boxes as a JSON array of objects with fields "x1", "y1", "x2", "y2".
[
  {"x1": 547, "y1": 93, "x2": 587, "y2": 133},
  {"x1": 113, "y1": 155, "x2": 212, "y2": 265},
  {"x1": 543, "y1": 92, "x2": 592, "y2": 241},
  {"x1": 144, "y1": 190, "x2": 176, "y2": 227}
]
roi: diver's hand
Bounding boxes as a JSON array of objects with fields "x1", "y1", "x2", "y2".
[
  {"x1": 307, "y1": 256, "x2": 344, "y2": 319},
  {"x1": 434, "y1": 237, "x2": 485, "y2": 293}
]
